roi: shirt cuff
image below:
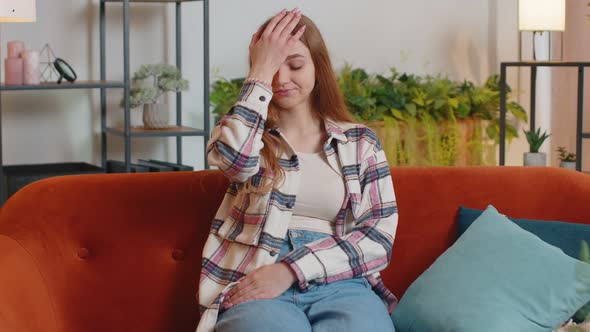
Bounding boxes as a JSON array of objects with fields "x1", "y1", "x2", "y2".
[
  {"x1": 281, "y1": 246, "x2": 325, "y2": 291},
  {"x1": 236, "y1": 81, "x2": 273, "y2": 119}
]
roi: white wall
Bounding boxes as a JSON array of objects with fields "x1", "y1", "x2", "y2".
[
  {"x1": 210, "y1": 0, "x2": 494, "y2": 83},
  {"x1": 551, "y1": 0, "x2": 590, "y2": 171},
  {"x1": 1, "y1": 0, "x2": 520, "y2": 170},
  {"x1": 492, "y1": 0, "x2": 524, "y2": 166}
]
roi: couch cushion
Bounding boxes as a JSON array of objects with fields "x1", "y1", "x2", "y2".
[
  {"x1": 458, "y1": 206, "x2": 590, "y2": 260},
  {"x1": 391, "y1": 205, "x2": 590, "y2": 332},
  {"x1": 458, "y1": 206, "x2": 590, "y2": 322}
]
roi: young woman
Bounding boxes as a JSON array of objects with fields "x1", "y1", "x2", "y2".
[{"x1": 197, "y1": 8, "x2": 398, "y2": 332}]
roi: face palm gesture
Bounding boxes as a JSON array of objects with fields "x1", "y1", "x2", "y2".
[{"x1": 248, "y1": 8, "x2": 306, "y2": 84}]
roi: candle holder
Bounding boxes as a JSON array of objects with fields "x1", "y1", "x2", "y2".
[
  {"x1": 22, "y1": 50, "x2": 40, "y2": 85},
  {"x1": 39, "y1": 43, "x2": 60, "y2": 83},
  {"x1": 0, "y1": 0, "x2": 36, "y2": 86}
]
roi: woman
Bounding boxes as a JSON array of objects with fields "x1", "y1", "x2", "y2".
[{"x1": 197, "y1": 8, "x2": 398, "y2": 332}]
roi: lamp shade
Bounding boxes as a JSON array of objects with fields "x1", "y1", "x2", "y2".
[
  {"x1": 519, "y1": 0, "x2": 565, "y2": 31},
  {"x1": 0, "y1": 0, "x2": 36, "y2": 23}
]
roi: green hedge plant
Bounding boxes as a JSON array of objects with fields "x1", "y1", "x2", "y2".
[{"x1": 210, "y1": 64, "x2": 528, "y2": 166}]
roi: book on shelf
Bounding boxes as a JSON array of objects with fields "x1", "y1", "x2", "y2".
[
  {"x1": 106, "y1": 159, "x2": 193, "y2": 173},
  {"x1": 106, "y1": 160, "x2": 150, "y2": 173},
  {"x1": 136, "y1": 159, "x2": 175, "y2": 172},
  {"x1": 146, "y1": 159, "x2": 194, "y2": 171}
]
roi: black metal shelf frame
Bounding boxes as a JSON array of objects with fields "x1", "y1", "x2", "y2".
[
  {"x1": 0, "y1": 0, "x2": 210, "y2": 204},
  {"x1": 100, "y1": 0, "x2": 210, "y2": 172},
  {"x1": 499, "y1": 61, "x2": 590, "y2": 172}
]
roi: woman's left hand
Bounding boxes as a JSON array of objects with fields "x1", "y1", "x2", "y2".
[{"x1": 222, "y1": 262, "x2": 296, "y2": 310}]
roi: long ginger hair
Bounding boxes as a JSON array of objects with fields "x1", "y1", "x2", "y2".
[{"x1": 248, "y1": 15, "x2": 355, "y2": 194}]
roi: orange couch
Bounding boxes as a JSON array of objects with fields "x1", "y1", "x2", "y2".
[{"x1": 1, "y1": 166, "x2": 589, "y2": 332}]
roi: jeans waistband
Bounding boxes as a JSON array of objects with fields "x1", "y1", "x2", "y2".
[{"x1": 276, "y1": 229, "x2": 332, "y2": 262}]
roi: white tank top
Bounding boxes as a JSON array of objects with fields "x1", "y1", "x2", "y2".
[{"x1": 289, "y1": 150, "x2": 346, "y2": 235}]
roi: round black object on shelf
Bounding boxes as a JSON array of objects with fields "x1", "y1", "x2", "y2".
[{"x1": 54, "y1": 58, "x2": 77, "y2": 84}]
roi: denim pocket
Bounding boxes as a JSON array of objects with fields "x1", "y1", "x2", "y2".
[
  {"x1": 289, "y1": 230, "x2": 331, "y2": 250},
  {"x1": 360, "y1": 277, "x2": 372, "y2": 289},
  {"x1": 338, "y1": 277, "x2": 372, "y2": 290},
  {"x1": 275, "y1": 238, "x2": 292, "y2": 262}
]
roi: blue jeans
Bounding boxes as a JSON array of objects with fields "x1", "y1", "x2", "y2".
[{"x1": 215, "y1": 229, "x2": 395, "y2": 332}]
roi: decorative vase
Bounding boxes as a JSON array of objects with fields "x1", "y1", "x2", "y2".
[
  {"x1": 523, "y1": 152, "x2": 546, "y2": 166},
  {"x1": 560, "y1": 161, "x2": 576, "y2": 170},
  {"x1": 142, "y1": 103, "x2": 169, "y2": 129}
]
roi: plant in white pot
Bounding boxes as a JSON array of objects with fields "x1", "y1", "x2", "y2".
[
  {"x1": 557, "y1": 146, "x2": 577, "y2": 170},
  {"x1": 120, "y1": 64, "x2": 189, "y2": 129},
  {"x1": 523, "y1": 128, "x2": 550, "y2": 166}
]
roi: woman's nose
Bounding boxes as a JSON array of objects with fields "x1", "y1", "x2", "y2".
[{"x1": 276, "y1": 67, "x2": 289, "y2": 85}]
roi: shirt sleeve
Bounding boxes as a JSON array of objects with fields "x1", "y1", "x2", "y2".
[
  {"x1": 206, "y1": 82, "x2": 273, "y2": 183},
  {"x1": 280, "y1": 147, "x2": 398, "y2": 291}
]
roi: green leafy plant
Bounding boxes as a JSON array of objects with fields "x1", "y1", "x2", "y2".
[
  {"x1": 579, "y1": 240, "x2": 589, "y2": 264},
  {"x1": 524, "y1": 128, "x2": 551, "y2": 153},
  {"x1": 574, "y1": 240, "x2": 590, "y2": 323},
  {"x1": 557, "y1": 146, "x2": 577, "y2": 162},
  {"x1": 554, "y1": 241, "x2": 590, "y2": 330},
  {"x1": 121, "y1": 64, "x2": 189, "y2": 109},
  {"x1": 335, "y1": 64, "x2": 527, "y2": 166},
  {"x1": 209, "y1": 64, "x2": 528, "y2": 166},
  {"x1": 210, "y1": 77, "x2": 244, "y2": 124},
  {"x1": 336, "y1": 64, "x2": 527, "y2": 144}
]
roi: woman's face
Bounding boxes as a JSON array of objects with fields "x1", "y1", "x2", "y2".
[{"x1": 271, "y1": 40, "x2": 316, "y2": 110}]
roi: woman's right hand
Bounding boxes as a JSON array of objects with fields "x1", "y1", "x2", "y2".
[{"x1": 247, "y1": 8, "x2": 306, "y2": 84}]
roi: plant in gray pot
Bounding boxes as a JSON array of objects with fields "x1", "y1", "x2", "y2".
[
  {"x1": 523, "y1": 128, "x2": 550, "y2": 166},
  {"x1": 120, "y1": 64, "x2": 189, "y2": 129},
  {"x1": 557, "y1": 146, "x2": 577, "y2": 170}
]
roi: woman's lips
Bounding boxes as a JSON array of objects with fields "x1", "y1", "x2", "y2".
[{"x1": 275, "y1": 89, "x2": 296, "y2": 97}]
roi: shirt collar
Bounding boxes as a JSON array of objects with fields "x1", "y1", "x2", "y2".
[
  {"x1": 323, "y1": 119, "x2": 348, "y2": 143},
  {"x1": 268, "y1": 118, "x2": 348, "y2": 144}
]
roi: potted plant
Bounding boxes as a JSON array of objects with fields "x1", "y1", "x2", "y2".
[
  {"x1": 121, "y1": 64, "x2": 189, "y2": 129},
  {"x1": 523, "y1": 128, "x2": 550, "y2": 166},
  {"x1": 335, "y1": 64, "x2": 527, "y2": 166},
  {"x1": 209, "y1": 64, "x2": 528, "y2": 167},
  {"x1": 557, "y1": 146, "x2": 577, "y2": 170}
]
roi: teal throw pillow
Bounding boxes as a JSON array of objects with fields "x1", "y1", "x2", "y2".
[
  {"x1": 391, "y1": 205, "x2": 590, "y2": 332},
  {"x1": 457, "y1": 206, "x2": 590, "y2": 260},
  {"x1": 458, "y1": 206, "x2": 590, "y2": 322}
]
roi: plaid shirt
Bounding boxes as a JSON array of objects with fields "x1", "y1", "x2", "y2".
[{"x1": 196, "y1": 82, "x2": 399, "y2": 332}]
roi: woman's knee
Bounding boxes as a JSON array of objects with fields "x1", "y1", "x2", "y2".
[{"x1": 307, "y1": 280, "x2": 395, "y2": 332}]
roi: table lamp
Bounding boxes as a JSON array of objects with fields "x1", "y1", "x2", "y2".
[
  {"x1": 0, "y1": 0, "x2": 37, "y2": 85},
  {"x1": 519, "y1": 0, "x2": 565, "y2": 60},
  {"x1": 0, "y1": 1, "x2": 36, "y2": 22}
]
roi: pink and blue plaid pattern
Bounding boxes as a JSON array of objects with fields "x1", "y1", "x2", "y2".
[{"x1": 197, "y1": 82, "x2": 399, "y2": 332}]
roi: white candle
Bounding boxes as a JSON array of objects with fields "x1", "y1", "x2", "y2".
[
  {"x1": 7, "y1": 41, "x2": 25, "y2": 58},
  {"x1": 22, "y1": 50, "x2": 40, "y2": 85}
]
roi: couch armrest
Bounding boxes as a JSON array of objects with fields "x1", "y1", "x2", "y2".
[
  {"x1": 0, "y1": 171, "x2": 229, "y2": 332},
  {"x1": 0, "y1": 235, "x2": 58, "y2": 332}
]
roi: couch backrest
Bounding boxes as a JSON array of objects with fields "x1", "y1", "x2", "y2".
[
  {"x1": 0, "y1": 166, "x2": 589, "y2": 332},
  {"x1": 386, "y1": 166, "x2": 590, "y2": 299}
]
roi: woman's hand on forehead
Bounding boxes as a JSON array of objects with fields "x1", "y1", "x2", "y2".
[{"x1": 247, "y1": 8, "x2": 306, "y2": 84}]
